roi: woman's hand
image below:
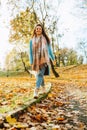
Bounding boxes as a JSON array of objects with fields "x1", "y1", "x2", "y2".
[{"x1": 53, "y1": 60, "x2": 56, "y2": 65}]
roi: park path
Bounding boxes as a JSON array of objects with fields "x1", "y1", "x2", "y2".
[{"x1": 2, "y1": 80, "x2": 87, "y2": 130}]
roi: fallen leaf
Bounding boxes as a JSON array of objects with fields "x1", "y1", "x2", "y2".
[
  {"x1": 6, "y1": 116, "x2": 17, "y2": 125},
  {"x1": 14, "y1": 122, "x2": 28, "y2": 128},
  {"x1": 57, "y1": 117, "x2": 65, "y2": 121}
]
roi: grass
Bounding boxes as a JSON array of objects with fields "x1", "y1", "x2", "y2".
[{"x1": 0, "y1": 71, "x2": 29, "y2": 77}]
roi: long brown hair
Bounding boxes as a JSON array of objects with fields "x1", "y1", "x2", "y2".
[{"x1": 32, "y1": 24, "x2": 50, "y2": 44}]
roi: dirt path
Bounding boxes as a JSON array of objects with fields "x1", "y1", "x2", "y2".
[
  {"x1": 67, "y1": 85, "x2": 87, "y2": 129},
  {"x1": 66, "y1": 83, "x2": 87, "y2": 127}
]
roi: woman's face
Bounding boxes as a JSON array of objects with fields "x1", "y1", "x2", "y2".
[{"x1": 35, "y1": 26, "x2": 42, "y2": 36}]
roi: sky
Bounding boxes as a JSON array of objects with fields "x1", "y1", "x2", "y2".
[
  {"x1": 0, "y1": 0, "x2": 87, "y2": 68},
  {"x1": 50, "y1": 0, "x2": 87, "y2": 63},
  {"x1": 56, "y1": 0, "x2": 87, "y2": 49},
  {"x1": 0, "y1": 26, "x2": 13, "y2": 68},
  {"x1": 0, "y1": 0, "x2": 14, "y2": 68}
]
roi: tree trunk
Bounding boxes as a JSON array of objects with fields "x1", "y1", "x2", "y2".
[{"x1": 20, "y1": 52, "x2": 30, "y2": 74}]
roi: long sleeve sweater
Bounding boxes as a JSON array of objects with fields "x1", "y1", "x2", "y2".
[{"x1": 29, "y1": 40, "x2": 55, "y2": 65}]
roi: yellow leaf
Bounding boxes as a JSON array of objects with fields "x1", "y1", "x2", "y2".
[
  {"x1": 48, "y1": 93, "x2": 53, "y2": 98},
  {"x1": 6, "y1": 116, "x2": 17, "y2": 125},
  {"x1": 14, "y1": 122, "x2": 28, "y2": 128},
  {"x1": 6, "y1": 116, "x2": 28, "y2": 128}
]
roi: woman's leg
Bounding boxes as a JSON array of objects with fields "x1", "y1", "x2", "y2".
[
  {"x1": 36, "y1": 66, "x2": 45, "y2": 88},
  {"x1": 40, "y1": 77, "x2": 47, "y2": 94},
  {"x1": 34, "y1": 66, "x2": 45, "y2": 98},
  {"x1": 41, "y1": 78, "x2": 44, "y2": 86}
]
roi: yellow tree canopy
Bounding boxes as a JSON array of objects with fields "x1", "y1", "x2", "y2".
[{"x1": 9, "y1": 8, "x2": 38, "y2": 43}]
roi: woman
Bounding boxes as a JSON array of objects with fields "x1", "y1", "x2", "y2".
[{"x1": 29, "y1": 24, "x2": 55, "y2": 98}]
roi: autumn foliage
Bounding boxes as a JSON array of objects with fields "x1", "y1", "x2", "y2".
[
  {"x1": 9, "y1": 8, "x2": 38, "y2": 43},
  {"x1": 0, "y1": 64, "x2": 87, "y2": 129}
]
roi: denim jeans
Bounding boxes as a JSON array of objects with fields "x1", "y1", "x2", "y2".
[{"x1": 36, "y1": 66, "x2": 46, "y2": 88}]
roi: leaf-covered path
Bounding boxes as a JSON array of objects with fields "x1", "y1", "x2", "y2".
[
  {"x1": 0, "y1": 65, "x2": 87, "y2": 129},
  {"x1": 16, "y1": 82, "x2": 87, "y2": 130},
  {"x1": 2, "y1": 81, "x2": 87, "y2": 130}
]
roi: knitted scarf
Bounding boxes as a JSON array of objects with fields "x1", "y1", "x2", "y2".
[{"x1": 32, "y1": 35, "x2": 50, "y2": 72}]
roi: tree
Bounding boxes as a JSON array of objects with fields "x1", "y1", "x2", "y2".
[
  {"x1": 59, "y1": 48, "x2": 69, "y2": 66},
  {"x1": 54, "y1": 44, "x2": 62, "y2": 66},
  {"x1": 67, "y1": 49, "x2": 78, "y2": 65},
  {"x1": 54, "y1": 47, "x2": 82, "y2": 66},
  {"x1": 5, "y1": 46, "x2": 30, "y2": 72},
  {"x1": 78, "y1": 41, "x2": 87, "y2": 63},
  {"x1": 9, "y1": 8, "x2": 38, "y2": 43},
  {"x1": 78, "y1": 55, "x2": 84, "y2": 64},
  {"x1": 5, "y1": 48, "x2": 17, "y2": 71}
]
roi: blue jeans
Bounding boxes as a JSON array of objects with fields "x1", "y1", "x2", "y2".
[{"x1": 36, "y1": 66, "x2": 46, "y2": 88}]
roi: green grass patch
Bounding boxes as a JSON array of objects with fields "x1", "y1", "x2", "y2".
[{"x1": 0, "y1": 71, "x2": 29, "y2": 77}]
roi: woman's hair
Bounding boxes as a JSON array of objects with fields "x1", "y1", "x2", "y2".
[{"x1": 32, "y1": 24, "x2": 50, "y2": 44}]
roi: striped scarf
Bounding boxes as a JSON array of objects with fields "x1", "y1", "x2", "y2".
[{"x1": 32, "y1": 35, "x2": 50, "y2": 72}]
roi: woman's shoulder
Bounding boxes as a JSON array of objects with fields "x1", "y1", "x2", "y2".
[{"x1": 29, "y1": 39, "x2": 33, "y2": 44}]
